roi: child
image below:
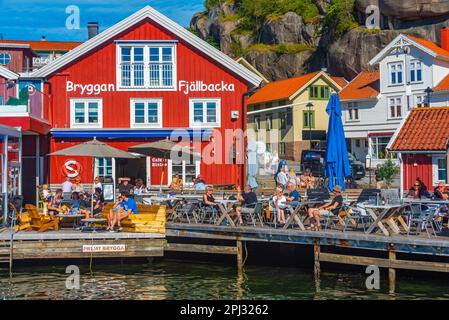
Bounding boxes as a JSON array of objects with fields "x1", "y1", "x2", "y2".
[{"x1": 272, "y1": 187, "x2": 287, "y2": 224}]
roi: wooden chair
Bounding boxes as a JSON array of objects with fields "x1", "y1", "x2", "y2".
[{"x1": 24, "y1": 204, "x2": 60, "y2": 233}]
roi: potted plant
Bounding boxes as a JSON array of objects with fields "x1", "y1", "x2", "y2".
[{"x1": 375, "y1": 159, "x2": 400, "y2": 188}]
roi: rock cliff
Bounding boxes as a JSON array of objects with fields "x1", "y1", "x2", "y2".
[{"x1": 190, "y1": 0, "x2": 449, "y2": 81}]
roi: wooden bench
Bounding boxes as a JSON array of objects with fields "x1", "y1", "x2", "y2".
[{"x1": 98, "y1": 203, "x2": 166, "y2": 234}]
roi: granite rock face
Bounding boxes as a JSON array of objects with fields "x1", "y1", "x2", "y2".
[{"x1": 189, "y1": 0, "x2": 449, "y2": 81}]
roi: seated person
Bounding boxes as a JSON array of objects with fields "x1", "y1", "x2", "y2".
[
  {"x1": 272, "y1": 187, "x2": 287, "y2": 224},
  {"x1": 108, "y1": 191, "x2": 138, "y2": 232},
  {"x1": 170, "y1": 174, "x2": 184, "y2": 192},
  {"x1": 235, "y1": 185, "x2": 258, "y2": 224},
  {"x1": 307, "y1": 185, "x2": 343, "y2": 231},
  {"x1": 407, "y1": 180, "x2": 430, "y2": 199},
  {"x1": 433, "y1": 182, "x2": 449, "y2": 200},
  {"x1": 285, "y1": 182, "x2": 300, "y2": 206},
  {"x1": 195, "y1": 176, "x2": 206, "y2": 191},
  {"x1": 41, "y1": 184, "x2": 52, "y2": 200},
  {"x1": 118, "y1": 178, "x2": 134, "y2": 194},
  {"x1": 72, "y1": 177, "x2": 84, "y2": 193},
  {"x1": 300, "y1": 169, "x2": 315, "y2": 189},
  {"x1": 134, "y1": 178, "x2": 147, "y2": 195},
  {"x1": 47, "y1": 189, "x2": 64, "y2": 218},
  {"x1": 203, "y1": 186, "x2": 219, "y2": 211},
  {"x1": 85, "y1": 188, "x2": 104, "y2": 219},
  {"x1": 69, "y1": 192, "x2": 86, "y2": 215}
]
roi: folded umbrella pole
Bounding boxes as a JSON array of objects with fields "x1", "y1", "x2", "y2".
[{"x1": 325, "y1": 94, "x2": 351, "y2": 192}]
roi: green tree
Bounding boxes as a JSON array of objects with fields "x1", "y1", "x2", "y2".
[
  {"x1": 376, "y1": 160, "x2": 400, "y2": 188},
  {"x1": 325, "y1": 0, "x2": 358, "y2": 36}
]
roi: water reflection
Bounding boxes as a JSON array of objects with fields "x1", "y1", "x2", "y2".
[{"x1": 0, "y1": 261, "x2": 449, "y2": 300}]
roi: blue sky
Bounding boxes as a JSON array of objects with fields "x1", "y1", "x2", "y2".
[{"x1": 0, "y1": 0, "x2": 205, "y2": 41}]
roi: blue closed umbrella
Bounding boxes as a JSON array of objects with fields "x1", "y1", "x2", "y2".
[{"x1": 325, "y1": 94, "x2": 351, "y2": 191}]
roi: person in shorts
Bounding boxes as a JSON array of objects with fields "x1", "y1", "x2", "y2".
[
  {"x1": 307, "y1": 185, "x2": 343, "y2": 231},
  {"x1": 235, "y1": 185, "x2": 258, "y2": 225}
]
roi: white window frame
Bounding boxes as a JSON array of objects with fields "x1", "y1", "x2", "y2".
[
  {"x1": 409, "y1": 60, "x2": 423, "y2": 83},
  {"x1": 95, "y1": 158, "x2": 115, "y2": 179},
  {"x1": 432, "y1": 156, "x2": 447, "y2": 185},
  {"x1": 388, "y1": 62, "x2": 403, "y2": 85},
  {"x1": 168, "y1": 160, "x2": 201, "y2": 187},
  {"x1": 415, "y1": 94, "x2": 426, "y2": 108},
  {"x1": 130, "y1": 98, "x2": 163, "y2": 128},
  {"x1": 347, "y1": 102, "x2": 360, "y2": 122},
  {"x1": 70, "y1": 98, "x2": 103, "y2": 128},
  {"x1": 116, "y1": 42, "x2": 177, "y2": 91},
  {"x1": 189, "y1": 98, "x2": 221, "y2": 128},
  {"x1": 266, "y1": 114, "x2": 272, "y2": 131},
  {"x1": 0, "y1": 52, "x2": 11, "y2": 65},
  {"x1": 388, "y1": 96, "x2": 403, "y2": 119}
]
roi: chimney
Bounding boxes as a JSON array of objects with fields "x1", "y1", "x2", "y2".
[
  {"x1": 442, "y1": 27, "x2": 449, "y2": 52},
  {"x1": 87, "y1": 22, "x2": 99, "y2": 40},
  {"x1": 41, "y1": 36, "x2": 46, "y2": 41}
]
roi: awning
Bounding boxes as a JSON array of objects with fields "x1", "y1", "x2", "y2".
[{"x1": 51, "y1": 129, "x2": 212, "y2": 139}]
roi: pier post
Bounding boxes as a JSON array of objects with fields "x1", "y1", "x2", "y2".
[
  {"x1": 388, "y1": 247, "x2": 396, "y2": 294},
  {"x1": 236, "y1": 240, "x2": 243, "y2": 272},
  {"x1": 313, "y1": 239, "x2": 321, "y2": 296}
]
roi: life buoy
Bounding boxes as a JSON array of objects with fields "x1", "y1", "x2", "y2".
[{"x1": 62, "y1": 160, "x2": 81, "y2": 178}]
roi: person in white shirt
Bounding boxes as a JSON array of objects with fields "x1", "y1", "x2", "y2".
[
  {"x1": 94, "y1": 176, "x2": 103, "y2": 190},
  {"x1": 276, "y1": 166, "x2": 289, "y2": 189},
  {"x1": 272, "y1": 187, "x2": 287, "y2": 224},
  {"x1": 61, "y1": 177, "x2": 73, "y2": 193}
]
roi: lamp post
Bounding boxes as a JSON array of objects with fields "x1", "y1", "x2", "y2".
[
  {"x1": 424, "y1": 87, "x2": 433, "y2": 107},
  {"x1": 365, "y1": 154, "x2": 372, "y2": 188},
  {"x1": 306, "y1": 102, "x2": 314, "y2": 149}
]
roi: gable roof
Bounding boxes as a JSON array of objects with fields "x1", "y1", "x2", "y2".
[
  {"x1": 369, "y1": 34, "x2": 449, "y2": 66},
  {"x1": 0, "y1": 40, "x2": 81, "y2": 52},
  {"x1": 247, "y1": 71, "x2": 344, "y2": 105},
  {"x1": 339, "y1": 70, "x2": 380, "y2": 101},
  {"x1": 236, "y1": 57, "x2": 270, "y2": 84},
  {"x1": 388, "y1": 106, "x2": 449, "y2": 152},
  {"x1": 434, "y1": 73, "x2": 449, "y2": 92},
  {"x1": 30, "y1": 6, "x2": 262, "y2": 86},
  {"x1": 0, "y1": 65, "x2": 19, "y2": 80}
]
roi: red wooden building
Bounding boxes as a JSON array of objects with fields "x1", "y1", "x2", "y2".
[
  {"x1": 388, "y1": 106, "x2": 449, "y2": 195},
  {"x1": 28, "y1": 6, "x2": 262, "y2": 189}
]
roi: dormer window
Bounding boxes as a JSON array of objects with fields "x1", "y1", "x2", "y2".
[
  {"x1": 389, "y1": 62, "x2": 403, "y2": 85},
  {"x1": 409, "y1": 61, "x2": 422, "y2": 83}
]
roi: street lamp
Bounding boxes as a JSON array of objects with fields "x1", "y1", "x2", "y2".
[
  {"x1": 365, "y1": 154, "x2": 372, "y2": 188},
  {"x1": 424, "y1": 87, "x2": 433, "y2": 107},
  {"x1": 306, "y1": 102, "x2": 314, "y2": 149}
]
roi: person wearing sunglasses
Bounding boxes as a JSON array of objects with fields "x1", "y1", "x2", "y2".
[{"x1": 407, "y1": 180, "x2": 430, "y2": 200}]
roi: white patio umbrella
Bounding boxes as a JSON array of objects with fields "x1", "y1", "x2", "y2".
[{"x1": 50, "y1": 138, "x2": 138, "y2": 213}]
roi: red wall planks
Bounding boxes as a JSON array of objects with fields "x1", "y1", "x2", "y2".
[{"x1": 45, "y1": 19, "x2": 252, "y2": 185}]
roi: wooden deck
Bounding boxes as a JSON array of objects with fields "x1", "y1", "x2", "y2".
[
  {"x1": 0, "y1": 229, "x2": 165, "y2": 263},
  {"x1": 166, "y1": 223, "x2": 449, "y2": 276}
]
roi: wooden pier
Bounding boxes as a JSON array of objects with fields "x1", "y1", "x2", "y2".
[
  {"x1": 0, "y1": 230, "x2": 165, "y2": 262},
  {"x1": 165, "y1": 222, "x2": 449, "y2": 287}
]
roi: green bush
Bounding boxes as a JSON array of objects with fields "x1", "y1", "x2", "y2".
[
  {"x1": 376, "y1": 160, "x2": 400, "y2": 188},
  {"x1": 325, "y1": 0, "x2": 359, "y2": 36}
]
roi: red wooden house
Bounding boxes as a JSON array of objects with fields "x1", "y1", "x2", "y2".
[
  {"x1": 388, "y1": 106, "x2": 449, "y2": 195},
  {"x1": 28, "y1": 6, "x2": 262, "y2": 189}
]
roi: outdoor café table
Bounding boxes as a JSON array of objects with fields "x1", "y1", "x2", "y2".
[
  {"x1": 364, "y1": 204, "x2": 408, "y2": 236},
  {"x1": 215, "y1": 200, "x2": 237, "y2": 227},
  {"x1": 56, "y1": 213, "x2": 85, "y2": 229},
  {"x1": 283, "y1": 202, "x2": 307, "y2": 231}
]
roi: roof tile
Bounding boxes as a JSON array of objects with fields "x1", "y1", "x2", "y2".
[
  {"x1": 339, "y1": 70, "x2": 380, "y2": 101},
  {"x1": 389, "y1": 106, "x2": 449, "y2": 151},
  {"x1": 0, "y1": 40, "x2": 82, "y2": 51}
]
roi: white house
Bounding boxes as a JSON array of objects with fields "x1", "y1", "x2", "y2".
[{"x1": 340, "y1": 28, "x2": 449, "y2": 168}]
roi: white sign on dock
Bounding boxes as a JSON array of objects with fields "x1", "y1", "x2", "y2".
[{"x1": 82, "y1": 244, "x2": 126, "y2": 253}]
